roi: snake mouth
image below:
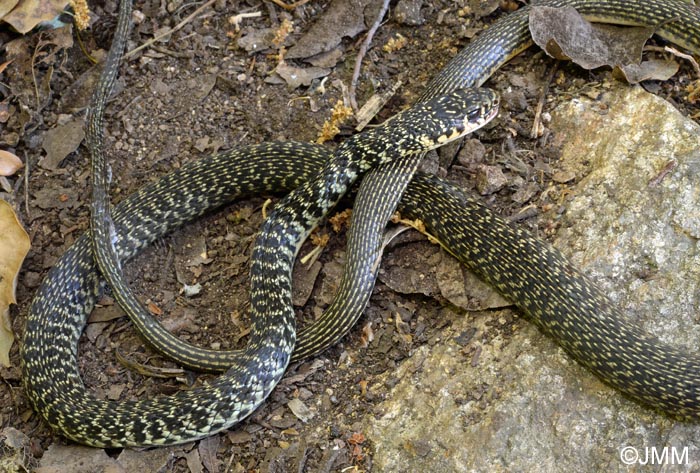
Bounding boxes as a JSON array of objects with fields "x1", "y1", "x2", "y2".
[
  {"x1": 434, "y1": 93, "x2": 500, "y2": 147},
  {"x1": 477, "y1": 94, "x2": 500, "y2": 129},
  {"x1": 461, "y1": 88, "x2": 500, "y2": 134}
]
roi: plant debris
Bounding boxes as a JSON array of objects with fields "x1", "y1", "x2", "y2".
[
  {"x1": 0, "y1": 200, "x2": 30, "y2": 367},
  {"x1": 529, "y1": 6, "x2": 680, "y2": 82}
]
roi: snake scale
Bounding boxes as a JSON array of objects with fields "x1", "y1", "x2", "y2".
[{"x1": 20, "y1": 0, "x2": 700, "y2": 447}]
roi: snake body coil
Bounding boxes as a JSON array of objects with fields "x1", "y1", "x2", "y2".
[
  {"x1": 21, "y1": 0, "x2": 700, "y2": 447},
  {"x1": 24, "y1": 74, "x2": 497, "y2": 445},
  {"x1": 84, "y1": 0, "x2": 700, "y2": 370}
]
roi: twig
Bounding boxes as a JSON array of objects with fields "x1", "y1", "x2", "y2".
[
  {"x1": 530, "y1": 62, "x2": 558, "y2": 139},
  {"x1": 270, "y1": 0, "x2": 312, "y2": 11},
  {"x1": 30, "y1": 35, "x2": 47, "y2": 112},
  {"x1": 348, "y1": 0, "x2": 391, "y2": 112},
  {"x1": 648, "y1": 159, "x2": 677, "y2": 188},
  {"x1": 151, "y1": 45, "x2": 195, "y2": 58},
  {"x1": 229, "y1": 11, "x2": 262, "y2": 31},
  {"x1": 645, "y1": 45, "x2": 700, "y2": 78},
  {"x1": 75, "y1": 26, "x2": 98, "y2": 64},
  {"x1": 124, "y1": 0, "x2": 217, "y2": 58},
  {"x1": 23, "y1": 152, "x2": 29, "y2": 219}
]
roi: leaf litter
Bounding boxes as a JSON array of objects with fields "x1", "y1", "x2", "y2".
[{"x1": 0, "y1": 199, "x2": 30, "y2": 367}]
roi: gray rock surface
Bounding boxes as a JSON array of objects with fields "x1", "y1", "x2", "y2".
[{"x1": 365, "y1": 85, "x2": 700, "y2": 472}]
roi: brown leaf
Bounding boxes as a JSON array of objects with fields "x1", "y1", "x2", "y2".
[
  {"x1": 469, "y1": 0, "x2": 500, "y2": 18},
  {"x1": 285, "y1": 0, "x2": 376, "y2": 59},
  {"x1": 1, "y1": 0, "x2": 68, "y2": 34},
  {"x1": 40, "y1": 118, "x2": 85, "y2": 170},
  {"x1": 197, "y1": 436, "x2": 221, "y2": 473},
  {"x1": 0, "y1": 0, "x2": 20, "y2": 19},
  {"x1": 0, "y1": 59, "x2": 12, "y2": 74},
  {"x1": 0, "y1": 150, "x2": 23, "y2": 176},
  {"x1": 529, "y1": 6, "x2": 659, "y2": 77},
  {"x1": 114, "y1": 350, "x2": 185, "y2": 379},
  {"x1": 613, "y1": 58, "x2": 680, "y2": 83},
  {"x1": 184, "y1": 449, "x2": 204, "y2": 473},
  {"x1": 0, "y1": 199, "x2": 30, "y2": 367},
  {"x1": 35, "y1": 444, "x2": 122, "y2": 473},
  {"x1": 274, "y1": 62, "x2": 330, "y2": 89}
]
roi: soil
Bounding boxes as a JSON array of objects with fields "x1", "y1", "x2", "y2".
[{"x1": 0, "y1": 0, "x2": 698, "y2": 471}]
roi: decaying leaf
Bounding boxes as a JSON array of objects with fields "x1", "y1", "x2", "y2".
[
  {"x1": 613, "y1": 59, "x2": 680, "y2": 83},
  {"x1": 0, "y1": 150, "x2": 23, "y2": 176},
  {"x1": 0, "y1": 199, "x2": 30, "y2": 367},
  {"x1": 0, "y1": 59, "x2": 12, "y2": 74},
  {"x1": 469, "y1": 0, "x2": 501, "y2": 18},
  {"x1": 274, "y1": 62, "x2": 330, "y2": 89},
  {"x1": 285, "y1": 0, "x2": 378, "y2": 60},
  {"x1": 37, "y1": 443, "x2": 122, "y2": 472},
  {"x1": 1, "y1": 0, "x2": 69, "y2": 34},
  {"x1": 529, "y1": 6, "x2": 675, "y2": 83},
  {"x1": 40, "y1": 118, "x2": 85, "y2": 170},
  {"x1": 0, "y1": 0, "x2": 20, "y2": 20}
]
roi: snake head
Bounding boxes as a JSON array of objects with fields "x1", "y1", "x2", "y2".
[
  {"x1": 375, "y1": 87, "x2": 499, "y2": 155},
  {"x1": 342, "y1": 87, "x2": 499, "y2": 167},
  {"x1": 428, "y1": 87, "x2": 499, "y2": 147}
]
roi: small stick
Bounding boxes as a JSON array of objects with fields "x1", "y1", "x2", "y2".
[
  {"x1": 270, "y1": 0, "x2": 312, "y2": 11},
  {"x1": 125, "y1": 0, "x2": 217, "y2": 58},
  {"x1": 645, "y1": 45, "x2": 700, "y2": 78},
  {"x1": 348, "y1": 0, "x2": 391, "y2": 112},
  {"x1": 229, "y1": 11, "x2": 262, "y2": 31},
  {"x1": 23, "y1": 153, "x2": 30, "y2": 219},
  {"x1": 530, "y1": 62, "x2": 558, "y2": 139}
]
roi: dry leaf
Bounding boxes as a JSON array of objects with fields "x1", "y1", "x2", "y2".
[
  {"x1": 0, "y1": 0, "x2": 20, "y2": 19},
  {"x1": 529, "y1": 6, "x2": 665, "y2": 82},
  {"x1": 39, "y1": 118, "x2": 85, "y2": 170},
  {"x1": 36, "y1": 443, "x2": 122, "y2": 472},
  {"x1": 288, "y1": 398, "x2": 314, "y2": 422},
  {"x1": 1, "y1": 0, "x2": 68, "y2": 34},
  {"x1": 0, "y1": 59, "x2": 12, "y2": 74},
  {"x1": 274, "y1": 62, "x2": 331, "y2": 89},
  {"x1": 0, "y1": 150, "x2": 22, "y2": 176},
  {"x1": 469, "y1": 0, "x2": 501, "y2": 18},
  {"x1": 613, "y1": 58, "x2": 680, "y2": 83},
  {"x1": 0, "y1": 199, "x2": 30, "y2": 367},
  {"x1": 285, "y1": 0, "x2": 373, "y2": 60}
]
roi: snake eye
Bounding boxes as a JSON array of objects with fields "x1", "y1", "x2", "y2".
[{"x1": 467, "y1": 109, "x2": 481, "y2": 123}]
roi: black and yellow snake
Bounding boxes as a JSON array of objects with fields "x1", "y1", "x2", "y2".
[
  {"x1": 20, "y1": 0, "x2": 700, "y2": 447},
  {"x1": 23, "y1": 0, "x2": 498, "y2": 444}
]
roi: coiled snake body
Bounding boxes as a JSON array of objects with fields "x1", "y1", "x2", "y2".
[
  {"x1": 21, "y1": 0, "x2": 700, "y2": 447},
  {"x1": 23, "y1": 44, "x2": 498, "y2": 445}
]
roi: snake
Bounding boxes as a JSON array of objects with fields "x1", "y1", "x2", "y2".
[
  {"x1": 83, "y1": 0, "x2": 700, "y2": 370},
  {"x1": 22, "y1": 0, "x2": 498, "y2": 446},
  {"x1": 20, "y1": 0, "x2": 700, "y2": 447}
]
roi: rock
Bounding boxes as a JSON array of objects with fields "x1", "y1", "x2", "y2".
[
  {"x1": 475, "y1": 164, "x2": 508, "y2": 195},
  {"x1": 394, "y1": 0, "x2": 424, "y2": 25},
  {"x1": 456, "y1": 138, "x2": 486, "y2": 166},
  {"x1": 364, "y1": 84, "x2": 700, "y2": 471}
]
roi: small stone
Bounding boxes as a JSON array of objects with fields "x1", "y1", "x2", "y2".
[
  {"x1": 552, "y1": 170, "x2": 576, "y2": 183},
  {"x1": 23, "y1": 271, "x2": 42, "y2": 288},
  {"x1": 475, "y1": 164, "x2": 508, "y2": 195},
  {"x1": 288, "y1": 398, "x2": 314, "y2": 423},
  {"x1": 456, "y1": 139, "x2": 486, "y2": 166},
  {"x1": 394, "y1": 0, "x2": 424, "y2": 25}
]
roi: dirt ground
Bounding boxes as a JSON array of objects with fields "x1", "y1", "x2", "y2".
[{"x1": 1, "y1": 0, "x2": 698, "y2": 471}]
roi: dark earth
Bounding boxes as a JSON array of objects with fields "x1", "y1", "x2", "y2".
[{"x1": 1, "y1": 0, "x2": 698, "y2": 471}]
